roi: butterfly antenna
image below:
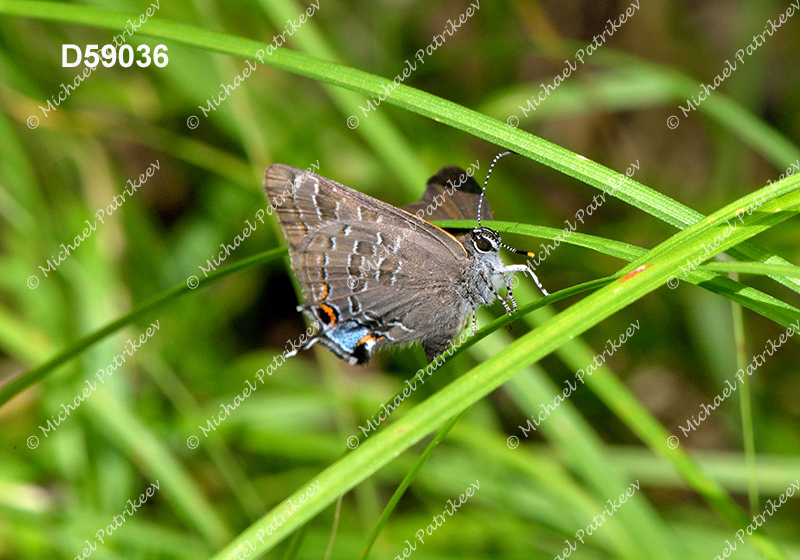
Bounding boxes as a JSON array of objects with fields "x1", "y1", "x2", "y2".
[
  {"x1": 475, "y1": 151, "x2": 542, "y2": 280},
  {"x1": 501, "y1": 242, "x2": 535, "y2": 258},
  {"x1": 477, "y1": 150, "x2": 515, "y2": 227}
]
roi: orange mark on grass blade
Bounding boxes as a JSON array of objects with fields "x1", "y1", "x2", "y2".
[{"x1": 620, "y1": 265, "x2": 649, "y2": 283}]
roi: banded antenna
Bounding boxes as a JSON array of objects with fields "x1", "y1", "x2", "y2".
[
  {"x1": 475, "y1": 150, "x2": 534, "y2": 258},
  {"x1": 476, "y1": 150, "x2": 514, "y2": 228}
]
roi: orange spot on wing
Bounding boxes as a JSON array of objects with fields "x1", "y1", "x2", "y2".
[
  {"x1": 319, "y1": 303, "x2": 338, "y2": 325},
  {"x1": 358, "y1": 333, "x2": 386, "y2": 345}
]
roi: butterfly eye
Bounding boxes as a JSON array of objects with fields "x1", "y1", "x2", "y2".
[{"x1": 474, "y1": 235, "x2": 493, "y2": 253}]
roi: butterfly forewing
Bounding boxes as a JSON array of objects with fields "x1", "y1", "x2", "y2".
[{"x1": 264, "y1": 164, "x2": 474, "y2": 359}]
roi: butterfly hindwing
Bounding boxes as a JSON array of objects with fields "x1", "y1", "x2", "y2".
[{"x1": 402, "y1": 166, "x2": 493, "y2": 222}]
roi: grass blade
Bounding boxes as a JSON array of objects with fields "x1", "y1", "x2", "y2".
[
  {"x1": 358, "y1": 410, "x2": 468, "y2": 560},
  {"x1": 2, "y1": 0, "x2": 799, "y2": 296},
  {"x1": 209, "y1": 157, "x2": 800, "y2": 560},
  {"x1": 0, "y1": 248, "x2": 286, "y2": 407}
]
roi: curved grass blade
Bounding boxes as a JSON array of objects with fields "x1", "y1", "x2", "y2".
[
  {"x1": 2, "y1": 1, "x2": 799, "y2": 296},
  {"x1": 350, "y1": 221, "x2": 800, "y2": 554},
  {"x1": 3, "y1": 4, "x2": 792, "y2": 552},
  {"x1": 0, "y1": 248, "x2": 286, "y2": 407},
  {"x1": 731, "y1": 300, "x2": 758, "y2": 515},
  {"x1": 438, "y1": 219, "x2": 800, "y2": 331},
  {"x1": 358, "y1": 409, "x2": 468, "y2": 560},
  {"x1": 4, "y1": 213, "x2": 796, "y2": 418},
  {"x1": 344, "y1": 273, "x2": 619, "y2": 452},
  {"x1": 436, "y1": 219, "x2": 647, "y2": 261},
  {"x1": 476, "y1": 307, "x2": 676, "y2": 560},
  {"x1": 209, "y1": 164, "x2": 800, "y2": 560},
  {"x1": 255, "y1": 0, "x2": 428, "y2": 192},
  {"x1": 350, "y1": 216, "x2": 800, "y2": 550},
  {"x1": 485, "y1": 55, "x2": 800, "y2": 170},
  {"x1": 699, "y1": 261, "x2": 800, "y2": 278}
]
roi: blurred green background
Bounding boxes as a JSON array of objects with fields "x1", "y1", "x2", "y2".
[{"x1": 1, "y1": 0, "x2": 799, "y2": 558}]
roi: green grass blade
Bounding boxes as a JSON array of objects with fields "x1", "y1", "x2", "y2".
[
  {"x1": 466, "y1": 300, "x2": 677, "y2": 560},
  {"x1": 0, "y1": 248, "x2": 286, "y2": 407},
  {"x1": 344, "y1": 274, "x2": 620, "y2": 452},
  {"x1": 255, "y1": 0, "x2": 427, "y2": 192},
  {"x1": 487, "y1": 55, "x2": 800, "y2": 169},
  {"x1": 699, "y1": 261, "x2": 800, "y2": 277},
  {"x1": 3, "y1": 0, "x2": 799, "y2": 297},
  {"x1": 732, "y1": 298, "x2": 759, "y2": 515},
  {"x1": 437, "y1": 220, "x2": 800, "y2": 331},
  {"x1": 358, "y1": 410, "x2": 468, "y2": 560},
  {"x1": 436, "y1": 219, "x2": 647, "y2": 261},
  {"x1": 209, "y1": 156, "x2": 800, "y2": 560},
  {"x1": 87, "y1": 391, "x2": 232, "y2": 548}
]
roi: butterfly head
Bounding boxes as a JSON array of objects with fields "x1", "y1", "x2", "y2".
[{"x1": 470, "y1": 226, "x2": 535, "y2": 258}]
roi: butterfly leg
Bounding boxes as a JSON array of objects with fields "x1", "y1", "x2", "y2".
[
  {"x1": 503, "y1": 264, "x2": 549, "y2": 297},
  {"x1": 479, "y1": 269, "x2": 514, "y2": 316},
  {"x1": 471, "y1": 312, "x2": 477, "y2": 335},
  {"x1": 504, "y1": 278, "x2": 518, "y2": 313},
  {"x1": 490, "y1": 281, "x2": 514, "y2": 315}
]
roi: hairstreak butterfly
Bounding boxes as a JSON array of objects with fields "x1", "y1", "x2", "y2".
[{"x1": 263, "y1": 152, "x2": 547, "y2": 365}]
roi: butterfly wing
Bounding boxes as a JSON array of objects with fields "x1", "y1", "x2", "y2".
[
  {"x1": 402, "y1": 166, "x2": 493, "y2": 222},
  {"x1": 264, "y1": 164, "x2": 475, "y2": 363}
]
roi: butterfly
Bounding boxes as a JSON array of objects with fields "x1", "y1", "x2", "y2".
[{"x1": 263, "y1": 152, "x2": 547, "y2": 365}]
